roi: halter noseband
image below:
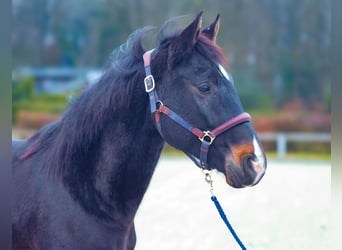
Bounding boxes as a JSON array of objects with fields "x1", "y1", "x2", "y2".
[{"x1": 143, "y1": 49, "x2": 251, "y2": 169}]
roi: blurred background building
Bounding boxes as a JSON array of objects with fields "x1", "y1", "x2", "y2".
[{"x1": 12, "y1": 0, "x2": 331, "y2": 159}]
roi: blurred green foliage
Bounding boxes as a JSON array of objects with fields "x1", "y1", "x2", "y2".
[
  {"x1": 12, "y1": 77, "x2": 34, "y2": 101},
  {"x1": 12, "y1": 78, "x2": 69, "y2": 123},
  {"x1": 234, "y1": 68, "x2": 271, "y2": 112}
]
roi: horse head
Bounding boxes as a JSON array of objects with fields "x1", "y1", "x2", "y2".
[{"x1": 146, "y1": 12, "x2": 266, "y2": 188}]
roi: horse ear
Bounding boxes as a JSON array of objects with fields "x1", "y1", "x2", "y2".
[
  {"x1": 167, "y1": 12, "x2": 202, "y2": 67},
  {"x1": 180, "y1": 12, "x2": 203, "y2": 47},
  {"x1": 174, "y1": 12, "x2": 203, "y2": 53},
  {"x1": 202, "y1": 14, "x2": 220, "y2": 43}
]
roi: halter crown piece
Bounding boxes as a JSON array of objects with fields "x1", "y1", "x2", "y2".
[{"x1": 143, "y1": 49, "x2": 251, "y2": 170}]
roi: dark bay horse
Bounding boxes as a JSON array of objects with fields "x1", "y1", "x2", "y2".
[{"x1": 12, "y1": 13, "x2": 266, "y2": 249}]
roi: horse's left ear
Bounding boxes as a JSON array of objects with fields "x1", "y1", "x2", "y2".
[{"x1": 202, "y1": 14, "x2": 220, "y2": 43}]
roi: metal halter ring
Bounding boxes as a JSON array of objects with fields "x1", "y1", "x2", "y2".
[
  {"x1": 156, "y1": 100, "x2": 164, "y2": 110},
  {"x1": 199, "y1": 131, "x2": 215, "y2": 145}
]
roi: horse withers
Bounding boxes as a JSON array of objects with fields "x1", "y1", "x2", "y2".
[{"x1": 12, "y1": 12, "x2": 266, "y2": 250}]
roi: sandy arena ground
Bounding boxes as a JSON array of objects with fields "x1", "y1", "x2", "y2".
[{"x1": 134, "y1": 157, "x2": 330, "y2": 250}]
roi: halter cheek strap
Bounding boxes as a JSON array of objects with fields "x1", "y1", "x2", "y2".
[{"x1": 143, "y1": 49, "x2": 251, "y2": 169}]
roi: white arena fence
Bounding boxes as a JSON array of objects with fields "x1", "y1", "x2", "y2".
[{"x1": 258, "y1": 132, "x2": 330, "y2": 158}]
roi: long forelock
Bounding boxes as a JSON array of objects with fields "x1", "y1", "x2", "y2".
[
  {"x1": 155, "y1": 24, "x2": 228, "y2": 69},
  {"x1": 196, "y1": 34, "x2": 228, "y2": 67}
]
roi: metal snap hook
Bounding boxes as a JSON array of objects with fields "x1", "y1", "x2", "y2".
[{"x1": 202, "y1": 169, "x2": 214, "y2": 195}]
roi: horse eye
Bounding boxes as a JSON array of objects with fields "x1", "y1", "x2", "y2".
[{"x1": 198, "y1": 84, "x2": 210, "y2": 93}]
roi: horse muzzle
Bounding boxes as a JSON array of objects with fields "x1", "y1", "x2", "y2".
[{"x1": 224, "y1": 136, "x2": 266, "y2": 188}]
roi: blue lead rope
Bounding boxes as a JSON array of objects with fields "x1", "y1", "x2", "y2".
[
  {"x1": 210, "y1": 195, "x2": 247, "y2": 250},
  {"x1": 203, "y1": 171, "x2": 247, "y2": 250}
]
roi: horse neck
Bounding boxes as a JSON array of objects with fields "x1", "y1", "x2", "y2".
[
  {"x1": 60, "y1": 78, "x2": 165, "y2": 221},
  {"x1": 94, "y1": 107, "x2": 165, "y2": 213}
]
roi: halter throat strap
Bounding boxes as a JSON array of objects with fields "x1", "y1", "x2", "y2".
[{"x1": 143, "y1": 49, "x2": 251, "y2": 169}]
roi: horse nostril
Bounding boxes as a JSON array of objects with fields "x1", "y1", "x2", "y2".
[
  {"x1": 242, "y1": 153, "x2": 265, "y2": 178},
  {"x1": 242, "y1": 154, "x2": 258, "y2": 172}
]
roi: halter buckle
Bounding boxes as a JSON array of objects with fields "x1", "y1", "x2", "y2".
[
  {"x1": 144, "y1": 75, "x2": 155, "y2": 93},
  {"x1": 199, "y1": 131, "x2": 215, "y2": 145}
]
